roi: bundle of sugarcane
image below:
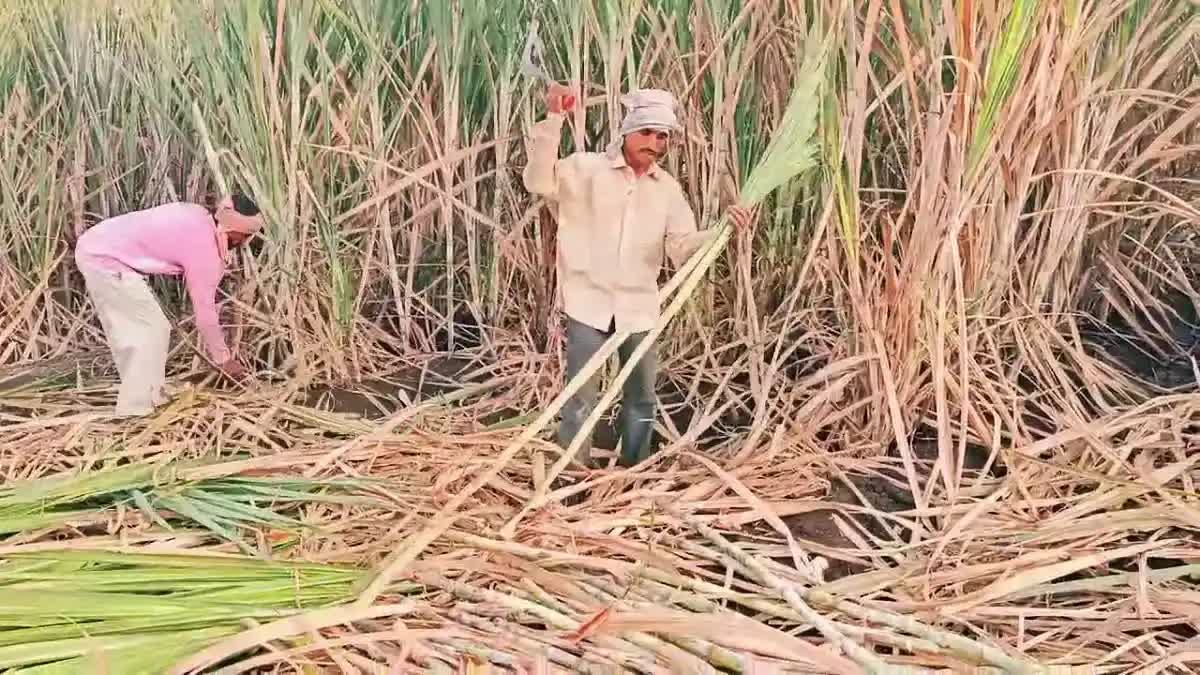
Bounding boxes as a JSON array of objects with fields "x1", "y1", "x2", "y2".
[
  {"x1": 0, "y1": 548, "x2": 392, "y2": 674},
  {"x1": 0, "y1": 458, "x2": 379, "y2": 553}
]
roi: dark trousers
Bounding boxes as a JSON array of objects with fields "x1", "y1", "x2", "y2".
[{"x1": 558, "y1": 317, "x2": 657, "y2": 467}]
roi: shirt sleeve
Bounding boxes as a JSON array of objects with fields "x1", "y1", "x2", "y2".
[
  {"x1": 665, "y1": 187, "x2": 714, "y2": 269},
  {"x1": 522, "y1": 113, "x2": 577, "y2": 201},
  {"x1": 183, "y1": 262, "x2": 232, "y2": 364}
]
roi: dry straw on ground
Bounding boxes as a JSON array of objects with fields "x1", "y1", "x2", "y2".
[
  {"x1": 1, "y1": 0, "x2": 1198, "y2": 673},
  {"x1": 1, "y1": 365, "x2": 1198, "y2": 673}
]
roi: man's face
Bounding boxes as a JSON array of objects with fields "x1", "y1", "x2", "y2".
[
  {"x1": 214, "y1": 196, "x2": 262, "y2": 247},
  {"x1": 622, "y1": 128, "x2": 670, "y2": 169}
]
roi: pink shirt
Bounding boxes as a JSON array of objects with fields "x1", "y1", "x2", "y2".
[{"x1": 75, "y1": 202, "x2": 232, "y2": 363}]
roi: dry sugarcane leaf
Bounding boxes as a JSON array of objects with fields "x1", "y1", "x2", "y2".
[
  {"x1": 591, "y1": 609, "x2": 862, "y2": 675},
  {"x1": 167, "y1": 604, "x2": 416, "y2": 675},
  {"x1": 685, "y1": 451, "x2": 818, "y2": 579},
  {"x1": 939, "y1": 540, "x2": 1171, "y2": 615}
]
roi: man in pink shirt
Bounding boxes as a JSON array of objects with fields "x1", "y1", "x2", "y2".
[{"x1": 74, "y1": 194, "x2": 264, "y2": 416}]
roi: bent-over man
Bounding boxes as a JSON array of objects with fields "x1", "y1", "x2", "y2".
[{"x1": 74, "y1": 195, "x2": 264, "y2": 416}]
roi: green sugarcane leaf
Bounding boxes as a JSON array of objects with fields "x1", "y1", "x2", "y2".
[
  {"x1": 176, "y1": 489, "x2": 306, "y2": 528},
  {"x1": 128, "y1": 489, "x2": 173, "y2": 531},
  {"x1": 0, "y1": 509, "x2": 101, "y2": 535},
  {"x1": 153, "y1": 496, "x2": 255, "y2": 554},
  {"x1": 0, "y1": 627, "x2": 237, "y2": 672},
  {"x1": 5, "y1": 549, "x2": 357, "y2": 575}
]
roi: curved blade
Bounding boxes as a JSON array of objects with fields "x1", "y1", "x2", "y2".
[{"x1": 520, "y1": 20, "x2": 553, "y2": 84}]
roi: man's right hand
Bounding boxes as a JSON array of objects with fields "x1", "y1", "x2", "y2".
[
  {"x1": 217, "y1": 358, "x2": 247, "y2": 381},
  {"x1": 546, "y1": 83, "x2": 577, "y2": 115}
]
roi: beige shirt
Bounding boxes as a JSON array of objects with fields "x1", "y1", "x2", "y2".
[{"x1": 523, "y1": 113, "x2": 712, "y2": 333}]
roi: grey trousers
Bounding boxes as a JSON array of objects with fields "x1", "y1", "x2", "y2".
[{"x1": 558, "y1": 317, "x2": 657, "y2": 467}]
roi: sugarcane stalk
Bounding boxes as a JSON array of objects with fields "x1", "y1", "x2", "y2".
[
  {"x1": 427, "y1": 638, "x2": 524, "y2": 669},
  {"x1": 668, "y1": 526, "x2": 996, "y2": 667},
  {"x1": 1005, "y1": 563, "x2": 1200, "y2": 600},
  {"x1": 591, "y1": 576, "x2": 945, "y2": 658},
  {"x1": 444, "y1": 529, "x2": 938, "y2": 658},
  {"x1": 518, "y1": 578, "x2": 587, "y2": 618},
  {"x1": 445, "y1": 609, "x2": 591, "y2": 671},
  {"x1": 193, "y1": 101, "x2": 228, "y2": 196},
  {"x1": 415, "y1": 572, "x2": 660, "y2": 672},
  {"x1": 679, "y1": 512, "x2": 900, "y2": 673},
  {"x1": 674, "y1": 509, "x2": 1045, "y2": 675},
  {"x1": 571, "y1": 578, "x2": 749, "y2": 673},
  {"x1": 496, "y1": 580, "x2": 721, "y2": 674}
]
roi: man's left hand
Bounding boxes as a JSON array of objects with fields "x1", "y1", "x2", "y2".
[{"x1": 728, "y1": 205, "x2": 757, "y2": 233}]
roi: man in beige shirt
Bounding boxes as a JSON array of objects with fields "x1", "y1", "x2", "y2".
[{"x1": 524, "y1": 84, "x2": 754, "y2": 467}]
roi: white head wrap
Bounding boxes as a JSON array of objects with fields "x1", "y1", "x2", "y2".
[{"x1": 618, "y1": 89, "x2": 681, "y2": 136}]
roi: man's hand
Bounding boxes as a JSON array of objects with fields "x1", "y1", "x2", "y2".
[
  {"x1": 546, "y1": 83, "x2": 577, "y2": 115},
  {"x1": 727, "y1": 205, "x2": 757, "y2": 233},
  {"x1": 217, "y1": 358, "x2": 247, "y2": 381}
]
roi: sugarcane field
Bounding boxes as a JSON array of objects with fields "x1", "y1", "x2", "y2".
[{"x1": 1, "y1": 0, "x2": 1198, "y2": 673}]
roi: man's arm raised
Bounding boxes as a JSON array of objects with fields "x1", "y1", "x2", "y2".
[{"x1": 522, "y1": 83, "x2": 578, "y2": 200}]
